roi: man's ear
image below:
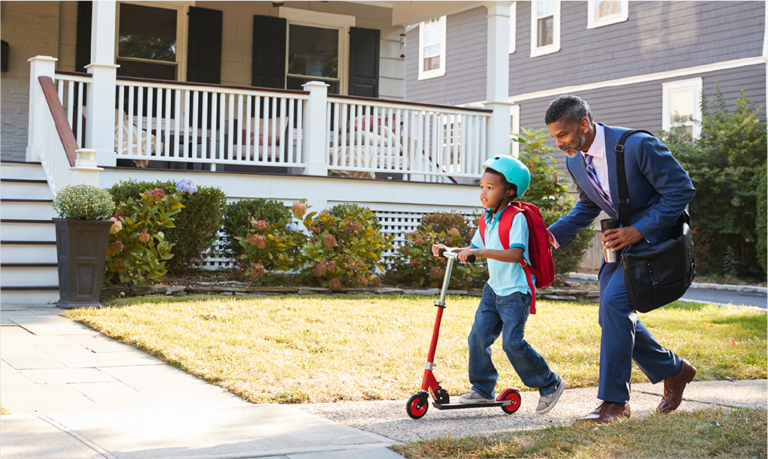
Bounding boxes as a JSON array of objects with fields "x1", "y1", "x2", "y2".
[{"x1": 579, "y1": 117, "x2": 591, "y2": 133}]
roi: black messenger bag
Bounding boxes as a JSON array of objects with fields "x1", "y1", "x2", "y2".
[{"x1": 615, "y1": 130, "x2": 696, "y2": 313}]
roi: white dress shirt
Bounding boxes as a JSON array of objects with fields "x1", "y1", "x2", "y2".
[{"x1": 582, "y1": 123, "x2": 611, "y2": 198}]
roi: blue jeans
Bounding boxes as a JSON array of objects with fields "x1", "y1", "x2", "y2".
[{"x1": 468, "y1": 284, "x2": 560, "y2": 399}]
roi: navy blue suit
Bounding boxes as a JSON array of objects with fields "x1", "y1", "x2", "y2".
[{"x1": 549, "y1": 123, "x2": 695, "y2": 404}]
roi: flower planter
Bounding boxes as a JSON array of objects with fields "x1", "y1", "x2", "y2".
[{"x1": 54, "y1": 218, "x2": 113, "y2": 308}]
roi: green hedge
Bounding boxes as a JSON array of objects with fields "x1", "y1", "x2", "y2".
[{"x1": 108, "y1": 179, "x2": 226, "y2": 273}]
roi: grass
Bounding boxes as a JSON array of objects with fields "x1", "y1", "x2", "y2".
[
  {"x1": 62, "y1": 295, "x2": 766, "y2": 404},
  {"x1": 392, "y1": 407, "x2": 767, "y2": 458}
]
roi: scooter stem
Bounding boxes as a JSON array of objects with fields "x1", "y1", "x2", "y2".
[{"x1": 435, "y1": 257, "x2": 455, "y2": 307}]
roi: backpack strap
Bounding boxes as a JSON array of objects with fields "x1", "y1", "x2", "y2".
[
  {"x1": 480, "y1": 205, "x2": 536, "y2": 314},
  {"x1": 615, "y1": 130, "x2": 654, "y2": 228}
]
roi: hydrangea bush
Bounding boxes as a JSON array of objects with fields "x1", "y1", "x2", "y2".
[
  {"x1": 104, "y1": 188, "x2": 184, "y2": 285},
  {"x1": 53, "y1": 184, "x2": 115, "y2": 220},
  {"x1": 236, "y1": 209, "x2": 308, "y2": 279},
  {"x1": 300, "y1": 203, "x2": 393, "y2": 290}
]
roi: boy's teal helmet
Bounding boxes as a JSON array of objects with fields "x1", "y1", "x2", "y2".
[{"x1": 482, "y1": 156, "x2": 531, "y2": 198}]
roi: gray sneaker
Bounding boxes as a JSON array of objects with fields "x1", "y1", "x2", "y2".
[
  {"x1": 535, "y1": 378, "x2": 566, "y2": 414},
  {"x1": 458, "y1": 390, "x2": 495, "y2": 404}
]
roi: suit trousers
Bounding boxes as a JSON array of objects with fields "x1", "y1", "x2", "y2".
[{"x1": 598, "y1": 260, "x2": 683, "y2": 404}]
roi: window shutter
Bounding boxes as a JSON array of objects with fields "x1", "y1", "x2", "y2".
[
  {"x1": 252, "y1": 15, "x2": 286, "y2": 89},
  {"x1": 187, "y1": 7, "x2": 222, "y2": 84},
  {"x1": 348, "y1": 27, "x2": 380, "y2": 98},
  {"x1": 75, "y1": 1, "x2": 92, "y2": 72}
]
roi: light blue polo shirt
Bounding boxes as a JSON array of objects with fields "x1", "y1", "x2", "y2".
[{"x1": 471, "y1": 207, "x2": 534, "y2": 296}]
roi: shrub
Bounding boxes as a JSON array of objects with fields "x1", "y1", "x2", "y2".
[
  {"x1": 514, "y1": 127, "x2": 596, "y2": 274},
  {"x1": 53, "y1": 184, "x2": 114, "y2": 220},
  {"x1": 222, "y1": 199, "x2": 291, "y2": 260},
  {"x1": 328, "y1": 203, "x2": 382, "y2": 231},
  {"x1": 389, "y1": 213, "x2": 485, "y2": 288},
  {"x1": 104, "y1": 189, "x2": 184, "y2": 285},
  {"x1": 757, "y1": 167, "x2": 767, "y2": 273},
  {"x1": 301, "y1": 204, "x2": 394, "y2": 289},
  {"x1": 660, "y1": 87, "x2": 767, "y2": 281},
  {"x1": 108, "y1": 179, "x2": 226, "y2": 273},
  {"x1": 418, "y1": 212, "x2": 475, "y2": 243},
  {"x1": 237, "y1": 216, "x2": 307, "y2": 279}
]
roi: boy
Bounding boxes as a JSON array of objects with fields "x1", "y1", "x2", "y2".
[{"x1": 432, "y1": 156, "x2": 565, "y2": 414}]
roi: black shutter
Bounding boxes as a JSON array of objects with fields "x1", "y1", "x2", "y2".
[
  {"x1": 252, "y1": 15, "x2": 286, "y2": 89},
  {"x1": 348, "y1": 27, "x2": 380, "y2": 98},
  {"x1": 75, "y1": 1, "x2": 92, "y2": 72},
  {"x1": 187, "y1": 7, "x2": 223, "y2": 84}
]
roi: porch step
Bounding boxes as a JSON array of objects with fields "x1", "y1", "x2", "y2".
[
  {"x1": 0, "y1": 178, "x2": 53, "y2": 200},
  {"x1": 0, "y1": 220, "x2": 55, "y2": 241},
  {"x1": 0, "y1": 199, "x2": 57, "y2": 219},
  {"x1": 0, "y1": 162, "x2": 60, "y2": 305},
  {"x1": 0, "y1": 161, "x2": 46, "y2": 180},
  {"x1": 0, "y1": 265, "x2": 58, "y2": 287}
]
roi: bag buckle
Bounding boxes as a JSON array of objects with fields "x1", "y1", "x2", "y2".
[{"x1": 615, "y1": 145, "x2": 624, "y2": 153}]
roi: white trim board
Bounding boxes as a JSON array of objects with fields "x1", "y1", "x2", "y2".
[
  {"x1": 462, "y1": 56, "x2": 765, "y2": 106},
  {"x1": 509, "y1": 57, "x2": 766, "y2": 103}
]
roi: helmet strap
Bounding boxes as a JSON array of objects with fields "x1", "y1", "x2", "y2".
[{"x1": 490, "y1": 186, "x2": 517, "y2": 215}]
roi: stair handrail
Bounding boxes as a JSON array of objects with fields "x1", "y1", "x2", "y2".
[{"x1": 38, "y1": 76, "x2": 78, "y2": 167}]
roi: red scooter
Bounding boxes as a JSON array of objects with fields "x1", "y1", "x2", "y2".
[{"x1": 406, "y1": 249, "x2": 522, "y2": 420}]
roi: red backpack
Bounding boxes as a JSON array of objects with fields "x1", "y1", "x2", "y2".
[{"x1": 479, "y1": 201, "x2": 556, "y2": 314}]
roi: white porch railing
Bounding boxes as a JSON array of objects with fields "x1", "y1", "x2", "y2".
[
  {"x1": 326, "y1": 96, "x2": 491, "y2": 183},
  {"x1": 114, "y1": 77, "x2": 308, "y2": 170},
  {"x1": 37, "y1": 76, "x2": 78, "y2": 196},
  {"x1": 31, "y1": 58, "x2": 498, "y2": 184}
]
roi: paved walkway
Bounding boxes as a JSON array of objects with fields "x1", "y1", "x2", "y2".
[{"x1": 1, "y1": 305, "x2": 766, "y2": 458}]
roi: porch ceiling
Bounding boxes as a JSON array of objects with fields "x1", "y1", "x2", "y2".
[{"x1": 342, "y1": 1, "x2": 482, "y2": 26}]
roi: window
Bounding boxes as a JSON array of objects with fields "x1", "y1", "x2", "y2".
[
  {"x1": 662, "y1": 78, "x2": 702, "y2": 139},
  {"x1": 280, "y1": 8, "x2": 353, "y2": 94},
  {"x1": 509, "y1": 2, "x2": 517, "y2": 54},
  {"x1": 116, "y1": 2, "x2": 187, "y2": 80},
  {"x1": 530, "y1": 1, "x2": 560, "y2": 57},
  {"x1": 418, "y1": 16, "x2": 446, "y2": 80},
  {"x1": 587, "y1": 0, "x2": 628, "y2": 29},
  {"x1": 286, "y1": 25, "x2": 340, "y2": 93}
]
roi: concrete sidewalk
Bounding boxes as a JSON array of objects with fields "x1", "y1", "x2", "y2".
[
  {"x1": 1, "y1": 305, "x2": 766, "y2": 458},
  {"x1": 0, "y1": 306, "x2": 402, "y2": 459}
]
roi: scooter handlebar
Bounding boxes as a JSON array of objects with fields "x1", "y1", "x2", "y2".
[{"x1": 438, "y1": 248, "x2": 476, "y2": 264}]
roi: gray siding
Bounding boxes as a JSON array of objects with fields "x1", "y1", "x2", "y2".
[
  {"x1": 405, "y1": 7, "x2": 487, "y2": 105},
  {"x1": 511, "y1": 1, "x2": 765, "y2": 96},
  {"x1": 516, "y1": 64, "x2": 767, "y2": 175},
  {"x1": 405, "y1": 2, "x2": 765, "y2": 104}
]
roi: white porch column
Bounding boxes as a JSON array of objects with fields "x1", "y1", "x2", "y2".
[
  {"x1": 85, "y1": 0, "x2": 119, "y2": 167},
  {"x1": 26, "y1": 56, "x2": 58, "y2": 162},
  {"x1": 301, "y1": 81, "x2": 329, "y2": 176},
  {"x1": 483, "y1": 2, "x2": 512, "y2": 159}
]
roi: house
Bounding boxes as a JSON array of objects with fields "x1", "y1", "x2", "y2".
[
  {"x1": 404, "y1": 1, "x2": 766, "y2": 267},
  {"x1": 1, "y1": 1, "x2": 517, "y2": 304}
]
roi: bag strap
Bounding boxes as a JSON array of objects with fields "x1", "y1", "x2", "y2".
[{"x1": 615, "y1": 130, "x2": 654, "y2": 227}]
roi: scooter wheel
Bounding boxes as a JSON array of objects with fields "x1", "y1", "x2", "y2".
[
  {"x1": 500, "y1": 390, "x2": 522, "y2": 415},
  {"x1": 406, "y1": 393, "x2": 429, "y2": 419}
]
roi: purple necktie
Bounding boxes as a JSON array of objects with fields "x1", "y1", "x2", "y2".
[{"x1": 585, "y1": 154, "x2": 615, "y2": 212}]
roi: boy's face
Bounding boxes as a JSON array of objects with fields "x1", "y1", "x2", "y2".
[{"x1": 480, "y1": 171, "x2": 513, "y2": 209}]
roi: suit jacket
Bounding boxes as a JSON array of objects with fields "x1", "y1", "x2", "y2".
[{"x1": 548, "y1": 123, "x2": 695, "y2": 252}]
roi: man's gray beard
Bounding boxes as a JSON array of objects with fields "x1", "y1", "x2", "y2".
[{"x1": 563, "y1": 134, "x2": 586, "y2": 158}]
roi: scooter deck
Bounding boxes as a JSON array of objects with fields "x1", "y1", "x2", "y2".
[{"x1": 432, "y1": 401, "x2": 511, "y2": 410}]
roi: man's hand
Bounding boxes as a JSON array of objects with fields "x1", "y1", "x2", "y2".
[{"x1": 603, "y1": 226, "x2": 644, "y2": 252}]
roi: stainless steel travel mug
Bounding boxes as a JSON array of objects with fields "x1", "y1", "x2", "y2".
[{"x1": 601, "y1": 219, "x2": 620, "y2": 263}]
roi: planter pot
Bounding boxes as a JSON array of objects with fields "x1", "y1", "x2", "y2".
[{"x1": 54, "y1": 218, "x2": 113, "y2": 309}]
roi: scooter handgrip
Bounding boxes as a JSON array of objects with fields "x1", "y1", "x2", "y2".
[{"x1": 437, "y1": 249, "x2": 476, "y2": 264}]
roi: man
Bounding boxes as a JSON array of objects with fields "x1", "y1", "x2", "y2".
[{"x1": 545, "y1": 95, "x2": 697, "y2": 424}]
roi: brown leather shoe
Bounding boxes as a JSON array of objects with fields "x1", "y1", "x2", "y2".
[
  {"x1": 577, "y1": 402, "x2": 631, "y2": 424},
  {"x1": 657, "y1": 359, "x2": 697, "y2": 413}
]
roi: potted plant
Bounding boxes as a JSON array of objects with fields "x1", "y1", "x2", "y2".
[{"x1": 52, "y1": 184, "x2": 115, "y2": 308}]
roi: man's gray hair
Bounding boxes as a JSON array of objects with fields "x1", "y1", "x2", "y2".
[{"x1": 545, "y1": 95, "x2": 593, "y2": 125}]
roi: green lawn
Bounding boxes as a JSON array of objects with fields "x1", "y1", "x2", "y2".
[
  {"x1": 393, "y1": 407, "x2": 767, "y2": 459},
  {"x1": 62, "y1": 295, "x2": 766, "y2": 404}
]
